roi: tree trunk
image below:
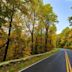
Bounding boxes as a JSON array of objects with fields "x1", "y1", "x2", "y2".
[
  {"x1": 31, "y1": 12, "x2": 35, "y2": 54},
  {"x1": 45, "y1": 26, "x2": 48, "y2": 52},
  {"x1": 35, "y1": 36, "x2": 38, "y2": 54},
  {"x1": 3, "y1": 7, "x2": 14, "y2": 61},
  {"x1": 31, "y1": 32, "x2": 34, "y2": 54}
]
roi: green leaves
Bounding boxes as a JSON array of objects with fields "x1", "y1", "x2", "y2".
[
  {"x1": 0, "y1": 18, "x2": 7, "y2": 27},
  {"x1": 0, "y1": 0, "x2": 59, "y2": 61},
  {"x1": 19, "y1": 4, "x2": 29, "y2": 15},
  {"x1": 68, "y1": 16, "x2": 72, "y2": 26},
  {"x1": 57, "y1": 27, "x2": 72, "y2": 49}
]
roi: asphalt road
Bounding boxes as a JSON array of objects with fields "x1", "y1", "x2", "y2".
[
  {"x1": 67, "y1": 50, "x2": 72, "y2": 67},
  {"x1": 21, "y1": 49, "x2": 72, "y2": 72}
]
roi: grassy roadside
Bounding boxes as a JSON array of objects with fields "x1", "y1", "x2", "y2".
[{"x1": 0, "y1": 48, "x2": 60, "y2": 72}]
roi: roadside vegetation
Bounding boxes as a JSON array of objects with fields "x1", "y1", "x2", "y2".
[
  {"x1": 0, "y1": 49, "x2": 59, "y2": 72},
  {"x1": 0, "y1": 0, "x2": 72, "y2": 71},
  {"x1": 57, "y1": 27, "x2": 72, "y2": 49},
  {"x1": 0, "y1": 0, "x2": 58, "y2": 62}
]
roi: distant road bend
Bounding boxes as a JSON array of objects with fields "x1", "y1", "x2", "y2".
[{"x1": 20, "y1": 49, "x2": 72, "y2": 72}]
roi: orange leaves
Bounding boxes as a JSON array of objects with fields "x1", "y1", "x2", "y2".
[{"x1": 0, "y1": 38, "x2": 5, "y2": 47}]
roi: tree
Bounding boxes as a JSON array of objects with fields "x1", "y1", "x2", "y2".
[
  {"x1": 38, "y1": 4, "x2": 57, "y2": 51},
  {"x1": 48, "y1": 24, "x2": 57, "y2": 50},
  {"x1": 1, "y1": 0, "x2": 29, "y2": 61},
  {"x1": 68, "y1": 16, "x2": 72, "y2": 26},
  {"x1": 24, "y1": 0, "x2": 43, "y2": 54},
  {"x1": 57, "y1": 27, "x2": 72, "y2": 49},
  {"x1": 0, "y1": 0, "x2": 58, "y2": 62}
]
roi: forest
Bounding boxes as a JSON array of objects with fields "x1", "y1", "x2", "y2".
[{"x1": 0, "y1": 0, "x2": 72, "y2": 62}]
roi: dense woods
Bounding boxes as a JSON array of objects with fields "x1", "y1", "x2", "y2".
[
  {"x1": 0, "y1": 0, "x2": 72, "y2": 62},
  {"x1": 57, "y1": 27, "x2": 72, "y2": 49}
]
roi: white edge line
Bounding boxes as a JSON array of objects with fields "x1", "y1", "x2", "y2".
[{"x1": 19, "y1": 51, "x2": 59, "y2": 72}]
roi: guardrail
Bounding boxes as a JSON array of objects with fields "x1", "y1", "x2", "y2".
[
  {"x1": 0, "y1": 49, "x2": 58, "y2": 67},
  {"x1": 0, "y1": 52, "x2": 48, "y2": 67}
]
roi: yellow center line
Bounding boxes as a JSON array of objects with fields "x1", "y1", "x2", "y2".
[{"x1": 65, "y1": 51, "x2": 72, "y2": 72}]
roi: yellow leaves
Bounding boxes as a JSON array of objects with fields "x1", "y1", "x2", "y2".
[
  {"x1": 42, "y1": 4, "x2": 52, "y2": 16},
  {"x1": 13, "y1": 12, "x2": 22, "y2": 26},
  {"x1": 44, "y1": 4, "x2": 52, "y2": 13},
  {"x1": 30, "y1": 0, "x2": 39, "y2": 5},
  {"x1": 0, "y1": 39, "x2": 4, "y2": 46},
  {"x1": 6, "y1": 0, "x2": 21, "y2": 5},
  {"x1": 29, "y1": 0, "x2": 35, "y2": 4},
  {"x1": 24, "y1": 47, "x2": 31, "y2": 57},
  {"x1": 7, "y1": 43, "x2": 16, "y2": 59},
  {"x1": 59, "y1": 27, "x2": 72, "y2": 49},
  {"x1": 37, "y1": 3, "x2": 57, "y2": 24},
  {"x1": 0, "y1": 0, "x2": 58, "y2": 61},
  {"x1": 19, "y1": 5, "x2": 29, "y2": 15}
]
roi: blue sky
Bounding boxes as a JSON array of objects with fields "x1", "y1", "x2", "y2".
[{"x1": 43, "y1": 0, "x2": 72, "y2": 33}]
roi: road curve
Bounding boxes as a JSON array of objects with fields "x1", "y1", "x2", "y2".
[{"x1": 20, "y1": 49, "x2": 72, "y2": 72}]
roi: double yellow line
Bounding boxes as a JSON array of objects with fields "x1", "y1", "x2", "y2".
[{"x1": 65, "y1": 51, "x2": 72, "y2": 72}]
